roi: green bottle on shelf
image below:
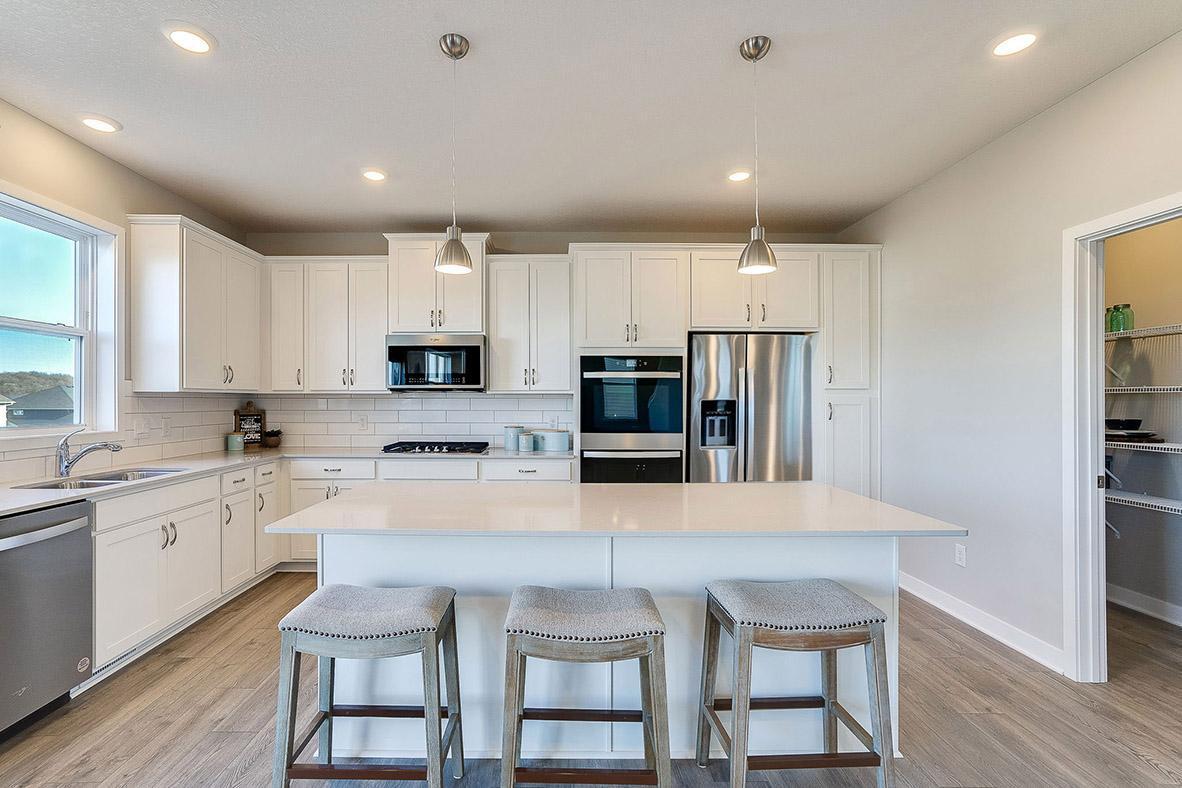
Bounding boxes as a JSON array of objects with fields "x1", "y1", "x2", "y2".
[
  {"x1": 1105, "y1": 306, "x2": 1115, "y2": 333},
  {"x1": 1112, "y1": 304, "x2": 1134, "y2": 332}
]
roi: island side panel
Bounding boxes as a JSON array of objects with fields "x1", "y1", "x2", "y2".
[
  {"x1": 321, "y1": 533, "x2": 613, "y2": 758},
  {"x1": 611, "y1": 535, "x2": 899, "y2": 758}
]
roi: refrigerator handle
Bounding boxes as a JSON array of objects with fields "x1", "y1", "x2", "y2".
[
  {"x1": 745, "y1": 365, "x2": 757, "y2": 481},
  {"x1": 737, "y1": 365, "x2": 748, "y2": 482}
]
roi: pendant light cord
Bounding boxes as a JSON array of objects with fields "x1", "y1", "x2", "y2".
[
  {"x1": 752, "y1": 58, "x2": 760, "y2": 228},
  {"x1": 450, "y1": 56, "x2": 458, "y2": 227}
]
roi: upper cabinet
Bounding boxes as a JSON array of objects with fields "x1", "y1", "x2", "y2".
[
  {"x1": 267, "y1": 264, "x2": 305, "y2": 391},
  {"x1": 572, "y1": 248, "x2": 687, "y2": 348},
  {"x1": 822, "y1": 250, "x2": 872, "y2": 389},
  {"x1": 487, "y1": 255, "x2": 572, "y2": 393},
  {"x1": 689, "y1": 247, "x2": 819, "y2": 331},
  {"x1": 386, "y1": 234, "x2": 489, "y2": 333},
  {"x1": 129, "y1": 216, "x2": 262, "y2": 393},
  {"x1": 301, "y1": 258, "x2": 389, "y2": 393}
]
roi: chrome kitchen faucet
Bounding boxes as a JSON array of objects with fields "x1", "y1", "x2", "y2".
[{"x1": 56, "y1": 427, "x2": 122, "y2": 477}]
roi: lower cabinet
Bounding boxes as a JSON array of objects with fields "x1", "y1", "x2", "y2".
[
  {"x1": 255, "y1": 483, "x2": 281, "y2": 573},
  {"x1": 822, "y1": 394, "x2": 877, "y2": 497},
  {"x1": 288, "y1": 480, "x2": 337, "y2": 560},
  {"x1": 164, "y1": 501, "x2": 222, "y2": 623},
  {"x1": 221, "y1": 490, "x2": 256, "y2": 592}
]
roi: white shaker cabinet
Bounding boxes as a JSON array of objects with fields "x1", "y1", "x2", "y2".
[
  {"x1": 129, "y1": 216, "x2": 262, "y2": 392},
  {"x1": 573, "y1": 248, "x2": 686, "y2": 348},
  {"x1": 386, "y1": 234, "x2": 490, "y2": 333},
  {"x1": 690, "y1": 250, "x2": 751, "y2": 328},
  {"x1": 488, "y1": 255, "x2": 572, "y2": 392},
  {"x1": 349, "y1": 260, "x2": 390, "y2": 390},
  {"x1": 575, "y1": 250, "x2": 632, "y2": 346},
  {"x1": 268, "y1": 264, "x2": 305, "y2": 391},
  {"x1": 630, "y1": 250, "x2": 687, "y2": 346},
  {"x1": 94, "y1": 518, "x2": 167, "y2": 667},
  {"x1": 163, "y1": 501, "x2": 221, "y2": 624},
  {"x1": 823, "y1": 395, "x2": 876, "y2": 497},
  {"x1": 254, "y1": 484, "x2": 281, "y2": 573},
  {"x1": 822, "y1": 250, "x2": 872, "y2": 389},
  {"x1": 689, "y1": 247, "x2": 819, "y2": 330},
  {"x1": 220, "y1": 491, "x2": 256, "y2": 593},
  {"x1": 288, "y1": 480, "x2": 330, "y2": 560},
  {"x1": 303, "y1": 258, "x2": 389, "y2": 392}
]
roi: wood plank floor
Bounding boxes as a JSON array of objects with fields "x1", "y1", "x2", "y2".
[{"x1": 2, "y1": 571, "x2": 1181, "y2": 786}]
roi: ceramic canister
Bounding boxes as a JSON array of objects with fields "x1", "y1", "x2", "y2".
[
  {"x1": 504, "y1": 425, "x2": 524, "y2": 448},
  {"x1": 226, "y1": 432, "x2": 245, "y2": 452},
  {"x1": 534, "y1": 429, "x2": 571, "y2": 452},
  {"x1": 517, "y1": 432, "x2": 536, "y2": 452}
]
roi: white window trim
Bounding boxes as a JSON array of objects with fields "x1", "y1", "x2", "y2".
[{"x1": 0, "y1": 177, "x2": 123, "y2": 446}]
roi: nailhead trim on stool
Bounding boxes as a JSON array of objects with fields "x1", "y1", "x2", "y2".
[{"x1": 705, "y1": 578, "x2": 888, "y2": 631}]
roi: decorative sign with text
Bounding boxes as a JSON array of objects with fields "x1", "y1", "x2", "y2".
[{"x1": 234, "y1": 401, "x2": 266, "y2": 452}]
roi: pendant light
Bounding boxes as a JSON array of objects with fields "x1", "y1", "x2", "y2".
[
  {"x1": 435, "y1": 32, "x2": 473, "y2": 274},
  {"x1": 736, "y1": 35, "x2": 777, "y2": 275}
]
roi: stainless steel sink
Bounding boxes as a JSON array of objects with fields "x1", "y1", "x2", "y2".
[
  {"x1": 84, "y1": 468, "x2": 186, "y2": 482},
  {"x1": 20, "y1": 479, "x2": 122, "y2": 490}
]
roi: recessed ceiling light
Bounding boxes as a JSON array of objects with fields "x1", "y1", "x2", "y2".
[
  {"x1": 163, "y1": 22, "x2": 216, "y2": 54},
  {"x1": 729, "y1": 170, "x2": 751, "y2": 182},
  {"x1": 81, "y1": 115, "x2": 122, "y2": 133},
  {"x1": 361, "y1": 168, "x2": 388, "y2": 182},
  {"x1": 993, "y1": 33, "x2": 1037, "y2": 57}
]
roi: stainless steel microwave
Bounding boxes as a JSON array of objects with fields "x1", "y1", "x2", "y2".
[{"x1": 385, "y1": 334, "x2": 485, "y2": 391}]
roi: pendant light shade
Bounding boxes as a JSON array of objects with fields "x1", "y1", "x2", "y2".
[
  {"x1": 737, "y1": 35, "x2": 777, "y2": 276},
  {"x1": 435, "y1": 33, "x2": 472, "y2": 275}
]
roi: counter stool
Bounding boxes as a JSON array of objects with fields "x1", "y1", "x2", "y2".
[
  {"x1": 271, "y1": 584, "x2": 464, "y2": 788},
  {"x1": 500, "y1": 585, "x2": 672, "y2": 788},
  {"x1": 696, "y1": 579, "x2": 894, "y2": 788}
]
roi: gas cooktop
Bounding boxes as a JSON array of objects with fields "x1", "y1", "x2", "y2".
[{"x1": 381, "y1": 441, "x2": 490, "y2": 455}]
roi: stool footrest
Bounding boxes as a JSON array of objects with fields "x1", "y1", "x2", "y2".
[
  {"x1": 748, "y1": 752, "x2": 882, "y2": 771},
  {"x1": 514, "y1": 766, "x2": 657, "y2": 785},
  {"x1": 287, "y1": 763, "x2": 429, "y2": 780},
  {"x1": 711, "y1": 695, "x2": 825, "y2": 712},
  {"x1": 331, "y1": 703, "x2": 449, "y2": 719},
  {"x1": 521, "y1": 706, "x2": 644, "y2": 723}
]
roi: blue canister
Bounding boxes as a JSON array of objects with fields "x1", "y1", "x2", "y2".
[
  {"x1": 226, "y1": 432, "x2": 245, "y2": 452},
  {"x1": 504, "y1": 425, "x2": 524, "y2": 449},
  {"x1": 517, "y1": 432, "x2": 536, "y2": 453}
]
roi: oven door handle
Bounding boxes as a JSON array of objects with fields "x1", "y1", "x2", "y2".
[
  {"x1": 581, "y1": 371, "x2": 681, "y2": 379},
  {"x1": 0, "y1": 516, "x2": 89, "y2": 553},
  {"x1": 583, "y1": 451, "x2": 682, "y2": 459}
]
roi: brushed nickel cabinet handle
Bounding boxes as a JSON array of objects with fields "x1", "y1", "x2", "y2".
[
  {"x1": 341, "y1": 368, "x2": 347, "y2": 386},
  {"x1": 632, "y1": 323, "x2": 638, "y2": 342},
  {"x1": 532, "y1": 368, "x2": 537, "y2": 385},
  {"x1": 224, "y1": 504, "x2": 232, "y2": 525},
  {"x1": 430, "y1": 309, "x2": 435, "y2": 328},
  {"x1": 161, "y1": 524, "x2": 168, "y2": 550},
  {"x1": 222, "y1": 365, "x2": 228, "y2": 384},
  {"x1": 349, "y1": 368, "x2": 355, "y2": 386},
  {"x1": 828, "y1": 402, "x2": 833, "y2": 421},
  {"x1": 827, "y1": 364, "x2": 834, "y2": 384},
  {"x1": 296, "y1": 368, "x2": 302, "y2": 387},
  {"x1": 524, "y1": 368, "x2": 528, "y2": 386},
  {"x1": 762, "y1": 304, "x2": 767, "y2": 322},
  {"x1": 746, "y1": 304, "x2": 751, "y2": 322},
  {"x1": 169, "y1": 522, "x2": 177, "y2": 545},
  {"x1": 324, "y1": 486, "x2": 330, "y2": 499},
  {"x1": 438, "y1": 309, "x2": 443, "y2": 326},
  {"x1": 258, "y1": 493, "x2": 264, "y2": 512},
  {"x1": 228, "y1": 365, "x2": 234, "y2": 384},
  {"x1": 625, "y1": 323, "x2": 629, "y2": 342}
]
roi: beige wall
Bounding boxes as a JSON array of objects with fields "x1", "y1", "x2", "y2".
[
  {"x1": 839, "y1": 31, "x2": 1182, "y2": 657},
  {"x1": 1104, "y1": 216, "x2": 1182, "y2": 328}
]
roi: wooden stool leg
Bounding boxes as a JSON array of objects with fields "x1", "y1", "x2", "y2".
[
  {"x1": 638, "y1": 653, "x2": 655, "y2": 769},
  {"x1": 441, "y1": 606, "x2": 465, "y2": 779},
  {"x1": 271, "y1": 632, "x2": 302, "y2": 788},
  {"x1": 317, "y1": 656, "x2": 334, "y2": 764},
  {"x1": 501, "y1": 635, "x2": 524, "y2": 788},
  {"x1": 865, "y1": 622, "x2": 896, "y2": 788},
  {"x1": 729, "y1": 626, "x2": 754, "y2": 788},
  {"x1": 821, "y1": 649, "x2": 838, "y2": 753},
  {"x1": 646, "y1": 637, "x2": 674, "y2": 788},
  {"x1": 422, "y1": 636, "x2": 444, "y2": 788},
  {"x1": 514, "y1": 652, "x2": 527, "y2": 765},
  {"x1": 695, "y1": 604, "x2": 722, "y2": 767}
]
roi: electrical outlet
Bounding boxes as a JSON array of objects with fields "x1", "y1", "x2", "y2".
[
  {"x1": 357, "y1": 413, "x2": 369, "y2": 430},
  {"x1": 954, "y1": 543, "x2": 967, "y2": 567},
  {"x1": 134, "y1": 418, "x2": 150, "y2": 439},
  {"x1": 160, "y1": 416, "x2": 172, "y2": 439}
]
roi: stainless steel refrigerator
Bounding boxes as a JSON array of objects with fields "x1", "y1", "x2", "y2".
[{"x1": 688, "y1": 333, "x2": 812, "y2": 482}]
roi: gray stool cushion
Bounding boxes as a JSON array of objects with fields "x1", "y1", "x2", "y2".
[
  {"x1": 279, "y1": 583, "x2": 455, "y2": 640},
  {"x1": 707, "y1": 579, "x2": 886, "y2": 632},
  {"x1": 505, "y1": 585, "x2": 665, "y2": 643}
]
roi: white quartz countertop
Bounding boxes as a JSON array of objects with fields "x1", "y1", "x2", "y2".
[
  {"x1": 0, "y1": 447, "x2": 574, "y2": 518},
  {"x1": 266, "y1": 480, "x2": 967, "y2": 538}
]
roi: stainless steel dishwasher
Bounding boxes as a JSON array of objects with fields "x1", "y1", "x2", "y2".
[{"x1": 0, "y1": 500, "x2": 93, "y2": 736}]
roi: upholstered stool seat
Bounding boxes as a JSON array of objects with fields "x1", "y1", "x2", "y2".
[
  {"x1": 697, "y1": 578, "x2": 895, "y2": 787},
  {"x1": 504, "y1": 585, "x2": 666, "y2": 642},
  {"x1": 705, "y1": 579, "x2": 887, "y2": 632},
  {"x1": 272, "y1": 584, "x2": 464, "y2": 788},
  {"x1": 501, "y1": 586, "x2": 672, "y2": 787}
]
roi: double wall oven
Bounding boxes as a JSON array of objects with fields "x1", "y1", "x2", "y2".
[{"x1": 579, "y1": 354, "x2": 683, "y2": 483}]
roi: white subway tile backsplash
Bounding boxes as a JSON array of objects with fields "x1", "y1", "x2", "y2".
[
  {"x1": 400, "y1": 411, "x2": 446, "y2": 423},
  {"x1": 423, "y1": 398, "x2": 470, "y2": 410}
]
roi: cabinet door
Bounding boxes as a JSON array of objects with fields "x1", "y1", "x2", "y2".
[
  {"x1": 305, "y1": 262, "x2": 350, "y2": 391},
  {"x1": 289, "y1": 480, "x2": 329, "y2": 560},
  {"x1": 349, "y1": 260, "x2": 390, "y2": 390},
  {"x1": 690, "y1": 251, "x2": 752, "y2": 328},
  {"x1": 388, "y1": 241, "x2": 438, "y2": 332},
  {"x1": 823, "y1": 251, "x2": 872, "y2": 389},
  {"x1": 269, "y1": 264, "x2": 305, "y2": 391},
  {"x1": 94, "y1": 518, "x2": 167, "y2": 667},
  {"x1": 576, "y1": 252, "x2": 632, "y2": 347},
  {"x1": 825, "y1": 395, "x2": 873, "y2": 496},
  {"x1": 224, "y1": 251, "x2": 261, "y2": 390},
  {"x1": 631, "y1": 250, "x2": 687, "y2": 347},
  {"x1": 758, "y1": 250, "x2": 819, "y2": 329},
  {"x1": 435, "y1": 239, "x2": 484, "y2": 332},
  {"x1": 531, "y1": 259, "x2": 573, "y2": 391},
  {"x1": 164, "y1": 501, "x2": 221, "y2": 623},
  {"x1": 221, "y1": 491, "x2": 256, "y2": 592},
  {"x1": 254, "y1": 484, "x2": 281, "y2": 573},
  {"x1": 488, "y1": 259, "x2": 532, "y2": 392},
  {"x1": 181, "y1": 229, "x2": 227, "y2": 389}
]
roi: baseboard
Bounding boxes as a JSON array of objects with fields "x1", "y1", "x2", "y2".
[
  {"x1": 275, "y1": 560, "x2": 316, "y2": 572},
  {"x1": 900, "y1": 572, "x2": 1064, "y2": 673},
  {"x1": 1107, "y1": 583, "x2": 1182, "y2": 628}
]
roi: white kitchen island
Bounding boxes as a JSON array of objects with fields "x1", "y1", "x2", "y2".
[{"x1": 267, "y1": 481, "x2": 965, "y2": 761}]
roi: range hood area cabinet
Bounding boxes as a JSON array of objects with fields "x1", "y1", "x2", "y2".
[
  {"x1": 129, "y1": 216, "x2": 261, "y2": 393},
  {"x1": 690, "y1": 248, "x2": 820, "y2": 330},
  {"x1": 385, "y1": 233, "x2": 490, "y2": 334},
  {"x1": 572, "y1": 248, "x2": 688, "y2": 348},
  {"x1": 486, "y1": 255, "x2": 572, "y2": 393}
]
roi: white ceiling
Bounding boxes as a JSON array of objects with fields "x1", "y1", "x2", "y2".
[{"x1": 4, "y1": 1, "x2": 1182, "y2": 234}]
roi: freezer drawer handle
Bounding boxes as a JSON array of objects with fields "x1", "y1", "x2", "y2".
[
  {"x1": 583, "y1": 450, "x2": 681, "y2": 459},
  {"x1": 0, "y1": 516, "x2": 88, "y2": 553}
]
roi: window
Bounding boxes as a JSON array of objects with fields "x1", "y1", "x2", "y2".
[{"x1": 0, "y1": 203, "x2": 93, "y2": 431}]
